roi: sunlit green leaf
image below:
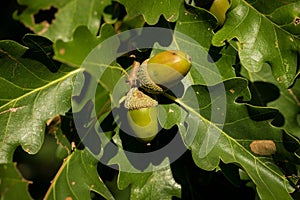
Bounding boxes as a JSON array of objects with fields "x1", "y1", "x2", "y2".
[
  {"x1": 14, "y1": 0, "x2": 111, "y2": 41},
  {"x1": 0, "y1": 40, "x2": 79, "y2": 163},
  {"x1": 176, "y1": 78, "x2": 295, "y2": 199},
  {"x1": 116, "y1": 0, "x2": 182, "y2": 25},
  {"x1": 54, "y1": 24, "x2": 115, "y2": 67},
  {"x1": 212, "y1": 0, "x2": 300, "y2": 88}
]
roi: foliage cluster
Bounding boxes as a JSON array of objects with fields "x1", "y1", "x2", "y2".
[{"x1": 0, "y1": 0, "x2": 300, "y2": 199}]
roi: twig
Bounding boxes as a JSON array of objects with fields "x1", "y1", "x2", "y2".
[
  {"x1": 0, "y1": 106, "x2": 26, "y2": 115},
  {"x1": 126, "y1": 55, "x2": 140, "y2": 87},
  {"x1": 288, "y1": 89, "x2": 300, "y2": 107}
]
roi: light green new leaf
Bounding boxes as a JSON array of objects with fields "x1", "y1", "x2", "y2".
[
  {"x1": 44, "y1": 149, "x2": 114, "y2": 200},
  {"x1": 212, "y1": 0, "x2": 300, "y2": 88},
  {"x1": 116, "y1": 0, "x2": 182, "y2": 25},
  {"x1": 14, "y1": 0, "x2": 111, "y2": 41},
  {"x1": 54, "y1": 24, "x2": 115, "y2": 67},
  {"x1": 0, "y1": 40, "x2": 80, "y2": 163},
  {"x1": 0, "y1": 163, "x2": 32, "y2": 200}
]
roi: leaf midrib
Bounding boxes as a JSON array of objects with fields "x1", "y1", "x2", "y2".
[
  {"x1": 165, "y1": 91, "x2": 291, "y2": 188},
  {"x1": 244, "y1": 0, "x2": 300, "y2": 39},
  {"x1": 0, "y1": 68, "x2": 82, "y2": 110}
]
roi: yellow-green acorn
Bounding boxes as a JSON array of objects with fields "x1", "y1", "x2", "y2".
[
  {"x1": 138, "y1": 50, "x2": 192, "y2": 94},
  {"x1": 124, "y1": 88, "x2": 158, "y2": 142},
  {"x1": 209, "y1": 0, "x2": 231, "y2": 26}
]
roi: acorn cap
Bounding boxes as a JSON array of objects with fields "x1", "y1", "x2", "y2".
[
  {"x1": 137, "y1": 59, "x2": 164, "y2": 94},
  {"x1": 124, "y1": 87, "x2": 158, "y2": 110}
]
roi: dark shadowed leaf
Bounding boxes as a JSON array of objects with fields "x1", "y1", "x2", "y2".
[
  {"x1": 22, "y1": 34, "x2": 60, "y2": 72},
  {"x1": 241, "y1": 64, "x2": 300, "y2": 140},
  {"x1": 44, "y1": 149, "x2": 114, "y2": 200},
  {"x1": 0, "y1": 163, "x2": 32, "y2": 200}
]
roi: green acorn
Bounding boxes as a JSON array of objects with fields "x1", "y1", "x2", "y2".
[
  {"x1": 138, "y1": 50, "x2": 192, "y2": 94},
  {"x1": 124, "y1": 88, "x2": 158, "y2": 142},
  {"x1": 209, "y1": 0, "x2": 231, "y2": 26}
]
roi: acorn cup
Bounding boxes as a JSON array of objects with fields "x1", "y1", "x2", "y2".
[
  {"x1": 137, "y1": 50, "x2": 192, "y2": 94},
  {"x1": 124, "y1": 87, "x2": 159, "y2": 142}
]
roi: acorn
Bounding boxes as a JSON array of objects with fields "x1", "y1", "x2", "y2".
[
  {"x1": 124, "y1": 87, "x2": 159, "y2": 142},
  {"x1": 209, "y1": 0, "x2": 231, "y2": 26},
  {"x1": 137, "y1": 50, "x2": 192, "y2": 94}
]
